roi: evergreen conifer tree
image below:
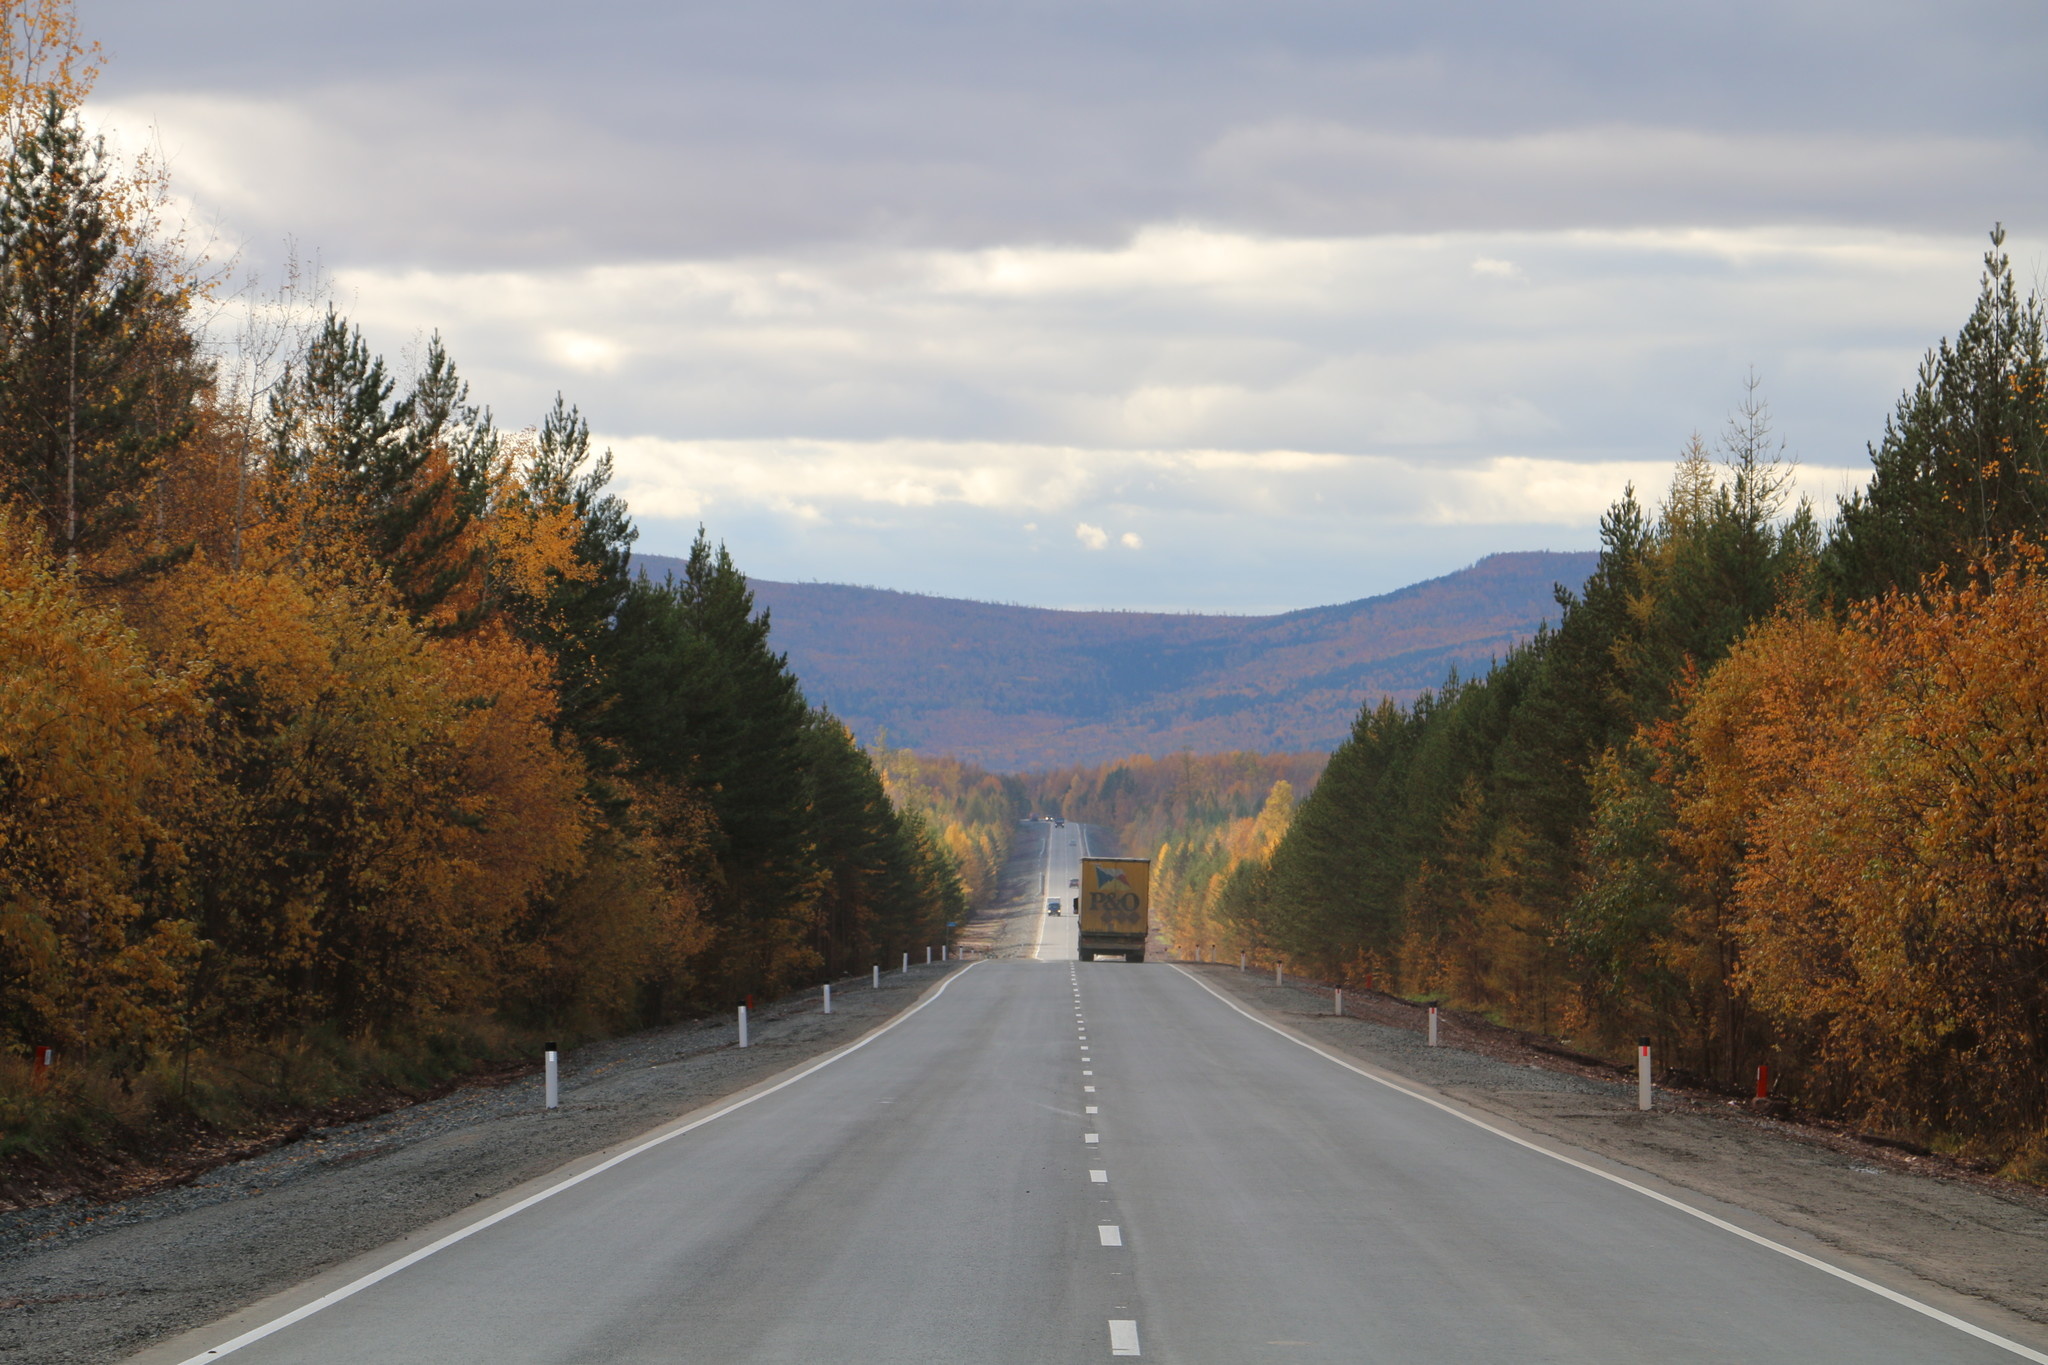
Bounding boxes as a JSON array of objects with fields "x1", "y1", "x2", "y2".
[
  {"x1": 1822, "y1": 226, "x2": 2048, "y2": 601},
  {"x1": 267, "y1": 312, "x2": 482, "y2": 619},
  {"x1": 503, "y1": 396, "x2": 636, "y2": 749},
  {"x1": 0, "y1": 93, "x2": 196, "y2": 568}
]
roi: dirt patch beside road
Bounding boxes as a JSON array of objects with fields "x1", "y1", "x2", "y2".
[
  {"x1": 1186, "y1": 962, "x2": 2048, "y2": 1332},
  {"x1": 0, "y1": 965, "x2": 966, "y2": 1365}
]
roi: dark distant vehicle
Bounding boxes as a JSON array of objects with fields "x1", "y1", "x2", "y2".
[
  {"x1": 1046, "y1": 898, "x2": 1062, "y2": 916},
  {"x1": 1054, "y1": 818, "x2": 1065, "y2": 827}
]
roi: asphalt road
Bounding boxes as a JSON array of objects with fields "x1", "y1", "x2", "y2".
[
  {"x1": 145, "y1": 962, "x2": 2044, "y2": 1364},
  {"x1": 1034, "y1": 822, "x2": 1087, "y2": 961}
]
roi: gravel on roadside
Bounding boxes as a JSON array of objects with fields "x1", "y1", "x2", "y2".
[
  {"x1": 0, "y1": 964, "x2": 966, "y2": 1365},
  {"x1": 1185, "y1": 962, "x2": 2048, "y2": 1331}
]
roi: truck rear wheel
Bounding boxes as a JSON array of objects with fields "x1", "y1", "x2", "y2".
[
  {"x1": 1127, "y1": 950, "x2": 1144, "y2": 963},
  {"x1": 1079, "y1": 950, "x2": 1095, "y2": 961}
]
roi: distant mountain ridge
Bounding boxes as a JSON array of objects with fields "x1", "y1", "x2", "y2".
[{"x1": 631, "y1": 551, "x2": 1598, "y2": 770}]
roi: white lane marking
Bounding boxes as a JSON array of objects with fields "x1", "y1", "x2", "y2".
[
  {"x1": 1083, "y1": 1070, "x2": 1094, "y2": 1075},
  {"x1": 175, "y1": 965, "x2": 986, "y2": 1364},
  {"x1": 1085, "y1": 1132, "x2": 1100, "y2": 1143},
  {"x1": 1091, "y1": 1169, "x2": 1109, "y2": 1183},
  {"x1": 1109, "y1": 1319, "x2": 1142, "y2": 1355},
  {"x1": 1099, "y1": 1225, "x2": 1124, "y2": 1246},
  {"x1": 1084, "y1": 1085, "x2": 1096, "y2": 1093},
  {"x1": 1086, "y1": 1105, "x2": 1099, "y2": 1113},
  {"x1": 1170, "y1": 965, "x2": 2048, "y2": 1364}
]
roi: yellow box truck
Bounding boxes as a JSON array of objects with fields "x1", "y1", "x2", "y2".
[{"x1": 1078, "y1": 858, "x2": 1149, "y2": 962}]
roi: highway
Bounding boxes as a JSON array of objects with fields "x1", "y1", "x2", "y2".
[
  {"x1": 1033, "y1": 820, "x2": 1087, "y2": 961},
  {"x1": 153, "y1": 956, "x2": 2043, "y2": 1364}
]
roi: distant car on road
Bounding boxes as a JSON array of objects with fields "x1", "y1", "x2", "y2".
[{"x1": 1046, "y1": 897, "x2": 1062, "y2": 916}]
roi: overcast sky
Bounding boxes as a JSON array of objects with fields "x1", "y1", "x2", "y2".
[{"x1": 86, "y1": 0, "x2": 2048, "y2": 610}]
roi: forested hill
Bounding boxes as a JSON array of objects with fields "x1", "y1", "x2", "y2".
[{"x1": 631, "y1": 551, "x2": 1597, "y2": 768}]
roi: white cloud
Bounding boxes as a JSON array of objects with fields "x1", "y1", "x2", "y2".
[
  {"x1": 547, "y1": 331, "x2": 624, "y2": 374},
  {"x1": 75, "y1": 1, "x2": 2043, "y2": 612},
  {"x1": 1120, "y1": 531, "x2": 1144, "y2": 550},
  {"x1": 606, "y1": 433, "x2": 1863, "y2": 531},
  {"x1": 314, "y1": 223, "x2": 1986, "y2": 464}
]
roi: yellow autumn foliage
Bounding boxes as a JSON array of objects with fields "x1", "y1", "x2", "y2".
[{"x1": 0, "y1": 510, "x2": 196, "y2": 1050}]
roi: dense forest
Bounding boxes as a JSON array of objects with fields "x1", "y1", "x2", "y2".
[
  {"x1": 0, "y1": 5, "x2": 962, "y2": 1171},
  {"x1": 1210, "y1": 232, "x2": 2048, "y2": 1174}
]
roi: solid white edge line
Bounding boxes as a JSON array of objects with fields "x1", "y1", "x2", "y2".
[
  {"x1": 1169, "y1": 964, "x2": 2048, "y2": 1364},
  {"x1": 177, "y1": 962, "x2": 985, "y2": 1364}
]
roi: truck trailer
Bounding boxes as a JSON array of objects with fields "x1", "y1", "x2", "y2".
[{"x1": 1077, "y1": 857, "x2": 1150, "y2": 962}]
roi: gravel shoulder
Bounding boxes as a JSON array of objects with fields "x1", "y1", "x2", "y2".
[
  {"x1": 1185, "y1": 962, "x2": 2048, "y2": 1334},
  {"x1": 0, "y1": 965, "x2": 967, "y2": 1365}
]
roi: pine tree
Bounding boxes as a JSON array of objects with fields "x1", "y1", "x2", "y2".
[
  {"x1": 266, "y1": 311, "x2": 481, "y2": 619},
  {"x1": 1822, "y1": 226, "x2": 2048, "y2": 601},
  {"x1": 605, "y1": 530, "x2": 814, "y2": 994},
  {"x1": 0, "y1": 93, "x2": 196, "y2": 568},
  {"x1": 501, "y1": 396, "x2": 636, "y2": 748}
]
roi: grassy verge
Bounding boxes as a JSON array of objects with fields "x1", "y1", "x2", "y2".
[{"x1": 0, "y1": 1017, "x2": 549, "y2": 1210}]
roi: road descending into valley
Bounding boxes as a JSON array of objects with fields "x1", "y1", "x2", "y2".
[{"x1": 143, "y1": 948, "x2": 2047, "y2": 1364}]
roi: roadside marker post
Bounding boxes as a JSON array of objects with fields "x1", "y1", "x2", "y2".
[
  {"x1": 1335, "y1": 989, "x2": 1343, "y2": 1017},
  {"x1": 1755, "y1": 1063, "x2": 1769, "y2": 1100},
  {"x1": 902, "y1": 952, "x2": 910, "y2": 974},
  {"x1": 1240, "y1": 952, "x2": 1247, "y2": 972},
  {"x1": 1638, "y1": 1036, "x2": 1653, "y2": 1110},
  {"x1": 926, "y1": 946, "x2": 932, "y2": 965},
  {"x1": 873, "y1": 965, "x2": 880, "y2": 988},
  {"x1": 29, "y1": 1044, "x2": 53, "y2": 1086},
  {"x1": 1427, "y1": 1005, "x2": 1439, "y2": 1047},
  {"x1": 1276, "y1": 961, "x2": 1283, "y2": 986},
  {"x1": 738, "y1": 1005, "x2": 750, "y2": 1049},
  {"x1": 544, "y1": 1044, "x2": 559, "y2": 1110},
  {"x1": 823, "y1": 984, "x2": 833, "y2": 1015}
]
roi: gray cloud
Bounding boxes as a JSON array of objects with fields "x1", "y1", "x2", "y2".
[
  {"x1": 91, "y1": 0, "x2": 2048, "y2": 267},
  {"x1": 73, "y1": 0, "x2": 2048, "y2": 607}
]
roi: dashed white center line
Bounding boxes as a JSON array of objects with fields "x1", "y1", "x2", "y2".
[
  {"x1": 1090, "y1": 1169, "x2": 1108, "y2": 1183},
  {"x1": 1084, "y1": 1085, "x2": 1096, "y2": 1092},
  {"x1": 1099, "y1": 1225, "x2": 1123, "y2": 1246},
  {"x1": 1085, "y1": 1105, "x2": 1098, "y2": 1113},
  {"x1": 1108, "y1": 1319, "x2": 1142, "y2": 1356},
  {"x1": 1083, "y1": 1070, "x2": 1093, "y2": 1075},
  {"x1": 1084, "y1": 1132, "x2": 1100, "y2": 1143}
]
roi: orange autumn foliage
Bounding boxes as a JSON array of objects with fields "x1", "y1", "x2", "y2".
[
  {"x1": 0, "y1": 510, "x2": 197, "y2": 1051},
  {"x1": 1685, "y1": 549, "x2": 2048, "y2": 1145}
]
